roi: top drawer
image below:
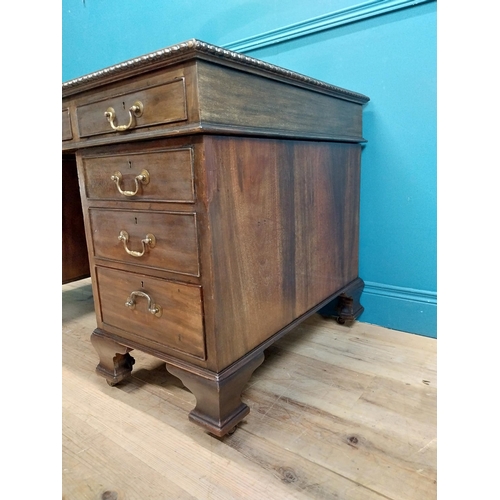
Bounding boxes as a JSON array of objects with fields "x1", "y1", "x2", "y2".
[{"x1": 76, "y1": 77, "x2": 187, "y2": 139}]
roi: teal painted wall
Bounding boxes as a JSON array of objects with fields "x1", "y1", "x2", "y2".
[{"x1": 63, "y1": 0, "x2": 437, "y2": 338}]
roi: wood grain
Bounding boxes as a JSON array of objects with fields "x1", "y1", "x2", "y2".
[
  {"x1": 89, "y1": 208, "x2": 199, "y2": 276},
  {"x1": 64, "y1": 43, "x2": 371, "y2": 439},
  {"x1": 96, "y1": 267, "x2": 206, "y2": 359},
  {"x1": 197, "y1": 60, "x2": 364, "y2": 141},
  {"x1": 63, "y1": 278, "x2": 436, "y2": 500},
  {"x1": 62, "y1": 43, "x2": 368, "y2": 151},
  {"x1": 76, "y1": 78, "x2": 188, "y2": 138},
  {"x1": 202, "y1": 136, "x2": 361, "y2": 370},
  {"x1": 80, "y1": 147, "x2": 195, "y2": 203}
]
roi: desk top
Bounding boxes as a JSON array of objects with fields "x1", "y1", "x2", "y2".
[
  {"x1": 62, "y1": 39, "x2": 369, "y2": 104},
  {"x1": 62, "y1": 39, "x2": 369, "y2": 150}
]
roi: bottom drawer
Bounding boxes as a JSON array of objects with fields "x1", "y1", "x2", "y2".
[{"x1": 96, "y1": 267, "x2": 205, "y2": 359}]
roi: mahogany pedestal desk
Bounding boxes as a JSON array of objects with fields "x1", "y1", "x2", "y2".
[{"x1": 62, "y1": 39, "x2": 369, "y2": 437}]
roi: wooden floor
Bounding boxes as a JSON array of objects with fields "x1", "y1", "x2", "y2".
[{"x1": 62, "y1": 278, "x2": 437, "y2": 500}]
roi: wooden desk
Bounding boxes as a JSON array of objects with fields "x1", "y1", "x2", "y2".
[{"x1": 62, "y1": 39, "x2": 369, "y2": 437}]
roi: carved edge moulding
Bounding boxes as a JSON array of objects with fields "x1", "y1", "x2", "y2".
[{"x1": 62, "y1": 38, "x2": 369, "y2": 104}]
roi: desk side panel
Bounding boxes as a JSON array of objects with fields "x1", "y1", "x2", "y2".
[{"x1": 203, "y1": 136, "x2": 361, "y2": 370}]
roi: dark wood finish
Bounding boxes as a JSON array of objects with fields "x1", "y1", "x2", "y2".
[
  {"x1": 166, "y1": 352, "x2": 265, "y2": 437},
  {"x1": 196, "y1": 60, "x2": 363, "y2": 141},
  {"x1": 88, "y1": 208, "x2": 199, "y2": 276},
  {"x1": 201, "y1": 136, "x2": 361, "y2": 370},
  {"x1": 62, "y1": 40, "x2": 367, "y2": 152},
  {"x1": 318, "y1": 277, "x2": 365, "y2": 325},
  {"x1": 81, "y1": 147, "x2": 195, "y2": 202},
  {"x1": 63, "y1": 39, "x2": 369, "y2": 436},
  {"x1": 62, "y1": 155, "x2": 90, "y2": 283},
  {"x1": 76, "y1": 77, "x2": 188, "y2": 138},
  {"x1": 96, "y1": 266, "x2": 206, "y2": 359},
  {"x1": 90, "y1": 330, "x2": 135, "y2": 386}
]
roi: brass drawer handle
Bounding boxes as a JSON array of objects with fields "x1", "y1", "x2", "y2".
[
  {"x1": 125, "y1": 291, "x2": 162, "y2": 317},
  {"x1": 118, "y1": 230, "x2": 156, "y2": 257},
  {"x1": 104, "y1": 101, "x2": 143, "y2": 131},
  {"x1": 110, "y1": 169, "x2": 149, "y2": 197}
]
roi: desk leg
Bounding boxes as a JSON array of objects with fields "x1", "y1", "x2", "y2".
[
  {"x1": 166, "y1": 352, "x2": 265, "y2": 437},
  {"x1": 91, "y1": 330, "x2": 135, "y2": 386},
  {"x1": 319, "y1": 277, "x2": 365, "y2": 325}
]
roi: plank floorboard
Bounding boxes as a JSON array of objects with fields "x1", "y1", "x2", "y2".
[{"x1": 62, "y1": 278, "x2": 437, "y2": 499}]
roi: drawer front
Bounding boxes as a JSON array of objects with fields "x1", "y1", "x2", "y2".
[
  {"x1": 97, "y1": 267, "x2": 206, "y2": 359},
  {"x1": 89, "y1": 209, "x2": 200, "y2": 276},
  {"x1": 76, "y1": 77, "x2": 187, "y2": 138},
  {"x1": 62, "y1": 108, "x2": 72, "y2": 141},
  {"x1": 82, "y1": 148, "x2": 195, "y2": 202}
]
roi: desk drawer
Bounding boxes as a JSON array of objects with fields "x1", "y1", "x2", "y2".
[
  {"x1": 76, "y1": 77, "x2": 187, "y2": 138},
  {"x1": 82, "y1": 148, "x2": 195, "y2": 202},
  {"x1": 89, "y1": 208, "x2": 199, "y2": 276},
  {"x1": 97, "y1": 267, "x2": 206, "y2": 359}
]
